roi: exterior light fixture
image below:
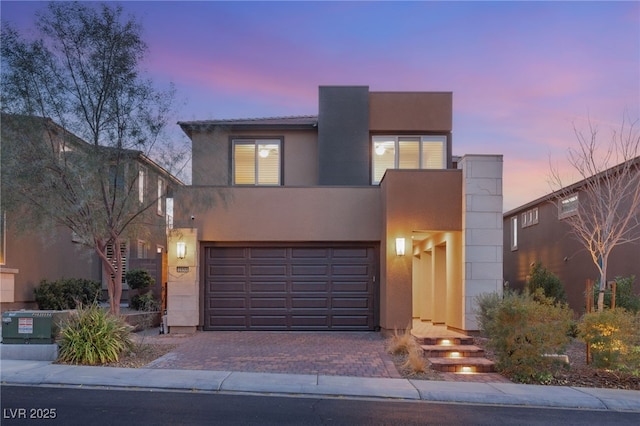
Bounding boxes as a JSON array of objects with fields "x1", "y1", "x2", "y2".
[
  {"x1": 176, "y1": 241, "x2": 187, "y2": 259},
  {"x1": 395, "y1": 238, "x2": 405, "y2": 256}
]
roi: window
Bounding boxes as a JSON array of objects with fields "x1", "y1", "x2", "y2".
[
  {"x1": 138, "y1": 166, "x2": 146, "y2": 204},
  {"x1": 233, "y1": 139, "x2": 281, "y2": 185},
  {"x1": 510, "y1": 216, "x2": 518, "y2": 251},
  {"x1": 521, "y1": 207, "x2": 539, "y2": 227},
  {"x1": 137, "y1": 240, "x2": 149, "y2": 259},
  {"x1": 106, "y1": 242, "x2": 128, "y2": 285},
  {"x1": 157, "y1": 178, "x2": 164, "y2": 215},
  {"x1": 559, "y1": 194, "x2": 578, "y2": 219},
  {"x1": 372, "y1": 135, "x2": 446, "y2": 184}
]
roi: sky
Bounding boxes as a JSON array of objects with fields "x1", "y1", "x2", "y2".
[{"x1": 2, "y1": 1, "x2": 639, "y2": 211}]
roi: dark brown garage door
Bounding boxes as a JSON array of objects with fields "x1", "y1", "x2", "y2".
[{"x1": 204, "y1": 245, "x2": 377, "y2": 330}]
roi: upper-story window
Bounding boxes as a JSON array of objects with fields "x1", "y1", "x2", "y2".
[
  {"x1": 521, "y1": 207, "x2": 538, "y2": 227},
  {"x1": 372, "y1": 135, "x2": 446, "y2": 184},
  {"x1": 559, "y1": 194, "x2": 578, "y2": 219},
  {"x1": 233, "y1": 139, "x2": 281, "y2": 185},
  {"x1": 138, "y1": 166, "x2": 146, "y2": 204},
  {"x1": 510, "y1": 216, "x2": 518, "y2": 251},
  {"x1": 157, "y1": 177, "x2": 164, "y2": 215}
]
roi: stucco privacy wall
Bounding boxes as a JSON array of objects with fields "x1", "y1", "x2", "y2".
[{"x1": 459, "y1": 155, "x2": 504, "y2": 331}]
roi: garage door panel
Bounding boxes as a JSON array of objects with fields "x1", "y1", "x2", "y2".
[
  {"x1": 291, "y1": 264, "x2": 329, "y2": 276},
  {"x1": 333, "y1": 248, "x2": 370, "y2": 258},
  {"x1": 209, "y1": 265, "x2": 247, "y2": 276},
  {"x1": 291, "y1": 248, "x2": 329, "y2": 258},
  {"x1": 250, "y1": 316, "x2": 288, "y2": 328},
  {"x1": 209, "y1": 297, "x2": 246, "y2": 309},
  {"x1": 332, "y1": 281, "x2": 370, "y2": 292},
  {"x1": 209, "y1": 281, "x2": 246, "y2": 292},
  {"x1": 291, "y1": 297, "x2": 328, "y2": 308},
  {"x1": 291, "y1": 281, "x2": 328, "y2": 292},
  {"x1": 250, "y1": 247, "x2": 287, "y2": 259},
  {"x1": 250, "y1": 281, "x2": 287, "y2": 292},
  {"x1": 332, "y1": 264, "x2": 370, "y2": 276},
  {"x1": 332, "y1": 297, "x2": 370, "y2": 309},
  {"x1": 205, "y1": 245, "x2": 376, "y2": 331},
  {"x1": 250, "y1": 297, "x2": 287, "y2": 309},
  {"x1": 250, "y1": 265, "x2": 287, "y2": 276}
]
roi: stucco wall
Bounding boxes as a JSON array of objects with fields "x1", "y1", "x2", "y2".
[
  {"x1": 379, "y1": 169, "x2": 463, "y2": 331},
  {"x1": 191, "y1": 128, "x2": 318, "y2": 187},
  {"x1": 174, "y1": 186, "x2": 381, "y2": 242},
  {"x1": 369, "y1": 92, "x2": 453, "y2": 133}
]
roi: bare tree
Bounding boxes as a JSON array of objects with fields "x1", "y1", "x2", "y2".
[
  {"x1": 549, "y1": 114, "x2": 640, "y2": 312},
  {"x1": 1, "y1": 2, "x2": 187, "y2": 315}
]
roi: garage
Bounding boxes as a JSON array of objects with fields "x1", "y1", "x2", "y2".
[{"x1": 204, "y1": 244, "x2": 377, "y2": 330}]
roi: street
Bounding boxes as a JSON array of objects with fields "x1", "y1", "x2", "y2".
[{"x1": 1, "y1": 385, "x2": 638, "y2": 425}]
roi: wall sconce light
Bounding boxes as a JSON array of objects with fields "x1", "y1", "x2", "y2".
[
  {"x1": 176, "y1": 241, "x2": 187, "y2": 259},
  {"x1": 395, "y1": 238, "x2": 405, "y2": 256}
]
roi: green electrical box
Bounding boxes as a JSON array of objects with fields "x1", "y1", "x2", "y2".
[{"x1": 1, "y1": 310, "x2": 70, "y2": 344}]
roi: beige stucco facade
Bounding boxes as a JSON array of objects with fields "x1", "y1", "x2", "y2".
[{"x1": 167, "y1": 87, "x2": 503, "y2": 334}]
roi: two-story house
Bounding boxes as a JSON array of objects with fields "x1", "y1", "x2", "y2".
[
  {"x1": 166, "y1": 86, "x2": 503, "y2": 335},
  {"x1": 503, "y1": 157, "x2": 640, "y2": 313},
  {"x1": 0, "y1": 115, "x2": 182, "y2": 311}
]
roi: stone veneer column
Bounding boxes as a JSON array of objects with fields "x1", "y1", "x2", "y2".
[
  {"x1": 167, "y1": 228, "x2": 199, "y2": 333},
  {"x1": 459, "y1": 155, "x2": 503, "y2": 331}
]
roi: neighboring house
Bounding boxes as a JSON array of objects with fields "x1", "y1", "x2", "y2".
[
  {"x1": 0, "y1": 116, "x2": 182, "y2": 311},
  {"x1": 166, "y1": 86, "x2": 503, "y2": 334},
  {"x1": 503, "y1": 157, "x2": 640, "y2": 313}
]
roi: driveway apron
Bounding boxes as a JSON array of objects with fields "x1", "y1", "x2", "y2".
[{"x1": 144, "y1": 331, "x2": 401, "y2": 378}]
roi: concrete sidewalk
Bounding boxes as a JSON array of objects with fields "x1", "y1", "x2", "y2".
[{"x1": 2, "y1": 359, "x2": 639, "y2": 412}]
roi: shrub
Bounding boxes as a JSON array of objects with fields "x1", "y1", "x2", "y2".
[
  {"x1": 34, "y1": 278, "x2": 101, "y2": 310},
  {"x1": 57, "y1": 304, "x2": 133, "y2": 365},
  {"x1": 527, "y1": 262, "x2": 566, "y2": 302},
  {"x1": 126, "y1": 269, "x2": 155, "y2": 291},
  {"x1": 578, "y1": 308, "x2": 640, "y2": 372},
  {"x1": 387, "y1": 323, "x2": 415, "y2": 355},
  {"x1": 475, "y1": 291, "x2": 504, "y2": 337},
  {"x1": 130, "y1": 292, "x2": 160, "y2": 312},
  {"x1": 483, "y1": 289, "x2": 574, "y2": 383},
  {"x1": 593, "y1": 276, "x2": 640, "y2": 313}
]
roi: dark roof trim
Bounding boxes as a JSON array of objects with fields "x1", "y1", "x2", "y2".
[{"x1": 178, "y1": 115, "x2": 318, "y2": 136}]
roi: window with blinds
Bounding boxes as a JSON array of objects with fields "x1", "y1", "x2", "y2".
[
  {"x1": 233, "y1": 139, "x2": 281, "y2": 185},
  {"x1": 372, "y1": 135, "x2": 446, "y2": 184}
]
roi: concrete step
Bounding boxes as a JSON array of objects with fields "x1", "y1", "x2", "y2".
[
  {"x1": 415, "y1": 336, "x2": 475, "y2": 346},
  {"x1": 421, "y1": 344, "x2": 485, "y2": 358},
  {"x1": 428, "y1": 356, "x2": 495, "y2": 373}
]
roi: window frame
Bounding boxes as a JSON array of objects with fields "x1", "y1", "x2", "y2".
[
  {"x1": 231, "y1": 138, "x2": 283, "y2": 186},
  {"x1": 138, "y1": 166, "x2": 147, "y2": 204},
  {"x1": 371, "y1": 135, "x2": 447, "y2": 184},
  {"x1": 510, "y1": 216, "x2": 518, "y2": 251},
  {"x1": 157, "y1": 177, "x2": 164, "y2": 216},
  {"x1": 558, "y1": 194, "x2": 579, "y2": 219},
  {"x1": 521, "y1": 207, "x2": 539, "y2": 228}
]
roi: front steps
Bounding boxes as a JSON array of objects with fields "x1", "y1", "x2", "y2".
[{"x1": 415, "y1": 336, "x2": 496, "y2": 373}]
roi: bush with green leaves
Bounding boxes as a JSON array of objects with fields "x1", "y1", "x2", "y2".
[
  {"x1": 57, "y1": 304, "x2": 133, "y2": 365},
  {"x1": 129, "y1": 292, "x2": 160, "y2": 312},
  {"x1": 592, "y1": 276, "x2": 640, "y2": 313},
  {"x1": 527, "y1": 262, "x2": 566, "y2": 302},
  {"x1": 578, "y1": 308, "x2": 640, "y2": 372},
  {"x1": 125, "y1": 269, "x2": 155, "y2": 290},
  {"x1": 34, "y1": 278, "x2": 101, "y2": 310},
  {"x1": 482, "y1": 289, "x2": 574, "y2": 383}
]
